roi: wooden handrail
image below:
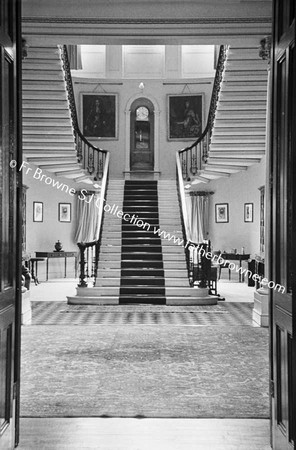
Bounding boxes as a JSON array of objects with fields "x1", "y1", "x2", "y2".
[
  {"x1": 177, "y1": 46, "x2": 227, "y2": 181},
  {"x1": 176, "y1": 46, "x2": 227, "y2": 284},
  {"x1": 178, "y1": 45, "x2": 227, "y2": 156},
  {"x1": 60, "y1": 45, "x2": 108, "y2": 181}
]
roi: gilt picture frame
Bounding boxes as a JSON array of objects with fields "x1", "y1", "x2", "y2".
[
  {"x1": 81, "y1": 93, "x2": 118, "y2": 139},
  {"x1": 167, "y1": 93, "x2": 203, "y2": 140}
]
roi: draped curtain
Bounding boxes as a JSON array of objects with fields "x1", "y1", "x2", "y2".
[
  {"x1": 185, "y1": 194, "x2": 210, "y2": 244},
  {"x1": 75, "y1": 193, "x2": 100, "y2": 243},
  {"x1": 66, "y1": 45, "x2": 83, "y2": 70}
]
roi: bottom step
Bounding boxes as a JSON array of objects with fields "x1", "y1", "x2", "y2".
[
  {"x1": 119, "y1": 295, "x2": 166, "y2": 305},
  {"x1": 166, "y1": 296, "x2": 218, "y2": 305},
  {"x1": 67, "y1": 294, "x2": 218, "y2": 305},
  {"x1": 67, "y1": 296, "x2": 119, "y2": 305}
]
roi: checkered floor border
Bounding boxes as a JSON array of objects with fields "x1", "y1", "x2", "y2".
[{"x1": 30, "y1": 302, "x2": 253, "y2": 326}]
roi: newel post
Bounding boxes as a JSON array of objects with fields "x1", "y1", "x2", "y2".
[{"x1": 77, "y1": 243, "x2": 88, "y2": 287}]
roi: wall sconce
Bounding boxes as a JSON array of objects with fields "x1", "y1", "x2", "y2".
[{"x1": 139, "y1": 82, "x2": 145, "y2": 92}]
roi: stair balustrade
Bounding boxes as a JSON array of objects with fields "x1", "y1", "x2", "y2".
[
  {"x1": 59, "y1": 45, "x2": 111, "y2": 287},
  {"x1": 77, "y1": 152, "x2": 110, "y2": 287},
  {"x1": 177, "y1": 45, "x2": 227, "y2": 180},
  {"x1": 176, "y1": 45, "x2": 227, "y2": 286},
  {"x1": 60, "y1": 45, "x2": 108, "y2": 181}
]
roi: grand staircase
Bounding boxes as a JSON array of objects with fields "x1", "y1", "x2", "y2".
[
  {"x1": 68, "y1": 180, "x2": 217, "y2": 305},
  {"x1": 22, "y1": 45, "x2": 94, "y2": 184},
  {"x1": 197, "y1": 45, "x2": 268, "y2": 182}
]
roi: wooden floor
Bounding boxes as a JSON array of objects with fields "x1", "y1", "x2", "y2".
[{"x1": 19, "y1": 418, "x2": 271, "y2": 449}]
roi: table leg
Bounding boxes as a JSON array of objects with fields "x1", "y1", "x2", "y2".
[
  {"x1": 75, "y1": 256, "x2": 77, "y2": 278},
  {"x1": 31, "y1": 261, "x2": 37, "y2": 285},
  {"x1": 239, "y1": 259, "x2": 242, "y2": 282},
  {"x1": 46, "y1": 259, "x2": 49, "y2": 281},
  {"x1": 64, "y1": 256, "x2": 67, "y2": 278}
]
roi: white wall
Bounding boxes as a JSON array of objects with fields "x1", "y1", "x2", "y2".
[
  {"x1": 205, "y1": 157, "x2": 266, "y2": 258},
  {"x1": 24, "y1": 166, "x2": 78, "y2": 279},
  {"x1": 72, "y1": 45, "x2": 214, "y2": 179},
  {"x1": 73, "y1": 78, "x2": 213, "y2": 179}
]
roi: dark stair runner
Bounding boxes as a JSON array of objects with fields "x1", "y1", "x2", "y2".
[{"x1": 119, "y1": 180, "x2": 166, "y2": 304}]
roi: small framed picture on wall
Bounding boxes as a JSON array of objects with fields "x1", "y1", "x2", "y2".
[
  {"x1": 215, "y1": 203, "x2": 229, "y2": 223},
  {"x1": 59, "y1": 203, "x2": 71, "y2": 223},
  {"x1": 33, "y1": 202, "x2": 43, "y2": 222},
  {"x1": 244, "y1": 203, "x2": 254, "y2": 222}
]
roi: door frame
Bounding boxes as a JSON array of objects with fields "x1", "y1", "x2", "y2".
[
  {"x1": 269, "y1": 0, "x2": 296, "y2": 448},
  {"x1": 0, "y1": 0, "x2": 22, "y2": 447},
  {"x1": 124, "y1": 93, "x2": 160, "y2": 177}
]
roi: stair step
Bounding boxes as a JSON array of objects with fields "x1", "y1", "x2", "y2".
[
  {"x1": 120, "y1": 286, "x2": 166, "y2": 295},
  {"x1": 121, "y1": 269, "x2": 165, "y2": 277},
  {"x1": 23, "y1": 62, "x2": 62, "y2": 70},
  {"x1": 22, "y1": 72, "x2": 65, "y2": 81},
  {"x1": 23, "y1": 92, "x2": 68, "y2": 100},
  {"x1": 166, "y1": 296, "x2": 218, "y2": 306},
  {"x1": 23, "y1": 81, "x2": 67, "y2": 91},
  {"x1": 23, "y1": 126, "x2": 74, "y2": 134},
  {"x1": 214, "y1": 120, "x2": 266, "y2": 128},
  {"x1": 23, "y1": 135, "x2": 75, "y2": 143},
  {"x1": 213, "y1": 127, "x2": 266, "y2": 136},
  {"x1": 218, "y1": 102, "x2": 266, "y2": 111},
  {"x1": 215, "y1": 111, "x2": 266, "y2": 119},
  {"x1": 225, "y1": 61, "x2": 267, "y2": 71},
  {"x1": 23, "y1": 110, "x2": 70, "y2": 118},
  {"x1": 23, "y1": 99, "x2": 69, "y2": 109},
  {"x1": 221, "y1": 83, "x2": 267, "y2": 91},
  {"x1": 23, "y1": 118, "x2": 73, "y2": 126},
  {"x1": 67, "y1": 296, "x2": 119, "y2": 305},
  {"x1": 119, "y1": 295, "x2": 166, "y2": 305},
  {"x1": 23, "y1": 143, "x2": 75, "y2": 150}
]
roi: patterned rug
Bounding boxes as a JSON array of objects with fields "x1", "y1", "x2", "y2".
[{"x1": 21, "y1": 324, "x2": 269, "y2": 418}]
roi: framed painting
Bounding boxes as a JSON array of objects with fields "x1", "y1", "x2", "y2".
[
  {"x1": 244, "y1": 203, "x2": 254, "y2": 223},
  {"x1": 59, "y1": 203, "x2": 71, "y2": 223},
  {"x1": 81, "y1": 93, "x2": 118, "y2": 139},
  {"x1": 168, "y1": 94, "x2": 203, "y2": 140},
  {"x1": 215, "y1": 203, "x2": 229, "y2": 223},
  {"x1": 33, "y1": 202, "x2": 43, "y2": 222}
]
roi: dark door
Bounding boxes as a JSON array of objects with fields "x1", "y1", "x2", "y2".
[
  {"x1": 270, "y1": 0, "x2": 295, "y2": 448},
  {"x1": 0, "y1": 0, "x2": 22, "y2": 448},
  {"x1": 130, "y1": 98, "x2": 154, "y2": 171}
]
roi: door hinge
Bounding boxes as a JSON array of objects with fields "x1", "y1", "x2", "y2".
[{"x1": 270, "y1": 380, "x2": 275, "y2": 397}]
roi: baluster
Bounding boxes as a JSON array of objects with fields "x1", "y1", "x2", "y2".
[
  {"x1": 191, "y1": 146, "x2": 198, "y2": 175},
  {"x1": 85, "y1": 142, "x2": 88, "y2": 170},
  {"x1": 91, "y1": 246, "x2": 95, "y2": 278},
  {"x1": 99, "y1": 153, "x2": 104, "y2": 179},
  {"x1": 88, "y1": 147, "x2": 94, "y2": 174},
  {"x1": 76, "y1": 133, "x2": 82, "y2": 162},
  {"x1": 94, "y1": 241, "x2": 100, "y2": 280},
  {"x1": 86, "y1": 247, "x2": 89, "y2": 278},
  {"x1": 187, "y1": 246, "x2": 194, "y2": 287},
  {"x1": 78, "y1": 244, "x2": 87, "y2": 287}
]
